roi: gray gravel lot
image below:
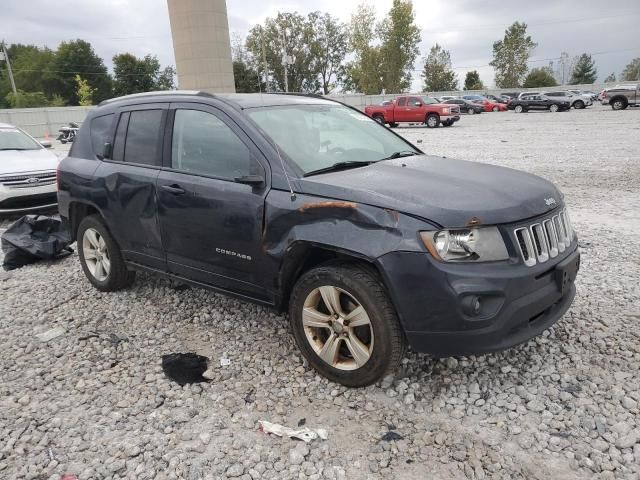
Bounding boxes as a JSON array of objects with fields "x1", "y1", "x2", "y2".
[{"x1": 1, "y1": 105, "x2": 639, "y2": 480}]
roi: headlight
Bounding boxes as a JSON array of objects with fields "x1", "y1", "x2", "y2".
[
  {"x1": 442, "y1": 107, "x2": 450, "y2": 114},
  {"x1": 420, "y1": 227, "x2": 509, "y2": 262}
]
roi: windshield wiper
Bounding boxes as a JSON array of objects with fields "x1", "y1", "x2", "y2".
[
  {"x1": 304, "y1": 160, "x2": 375, "y2": 177},
  {"x1": 379, "y1": 150, "x2": 419, "y2": 161}
]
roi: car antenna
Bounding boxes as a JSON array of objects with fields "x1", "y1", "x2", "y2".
[{"x1": 257, "y1": 77, "x2": 296, "y2": 202}]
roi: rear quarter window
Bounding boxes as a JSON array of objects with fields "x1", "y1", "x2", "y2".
[{"x1": 90, "y1": 114, "x2": 114, "y2": 157}]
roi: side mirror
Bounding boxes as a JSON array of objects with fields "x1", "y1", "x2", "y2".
[
  {"x1": 99, "y1": 142, "x2": 112, "y2": 160},
  {"x1": 40, "y1": 140, "x2": 52, "y2": 149},
  {"x1": 414, "y1": 102, "x2": 422, "y2": 107},
  {"x1": 235, "y1": 175, "x2": 265, "y2": 187}
]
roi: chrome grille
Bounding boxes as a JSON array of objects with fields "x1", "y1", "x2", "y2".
[
  {"x1": 514, "y1": 208, "x2": 574, "y2": 267},
  {"x1": 0, "y1": 171, "x2": 56, "y2": 189}
]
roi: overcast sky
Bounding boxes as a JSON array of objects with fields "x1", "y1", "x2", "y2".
[{"x1": 3, "y1": 0, "x2": 639, "y2": 90}]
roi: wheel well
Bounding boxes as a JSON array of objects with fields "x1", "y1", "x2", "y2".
[
  {"x1": 276, "y1": 244, "x2": 383, "y2": 312},
  {"x1": 69, "y1": 202, "x2": 100, "y2": 240},
  {"x1": 610, "y1": 96, "x2": 628, "y2": 105}
]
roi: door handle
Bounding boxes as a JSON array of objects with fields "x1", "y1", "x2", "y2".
[{"x1": 160, "y1": 184, "x2": 185, "y2": 195}]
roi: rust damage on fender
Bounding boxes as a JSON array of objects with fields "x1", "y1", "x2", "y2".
[
  {"x1": 298, "y1": 201, "x2": 358, "y2": 213},
  {"x1": 467, "y1": 216, "x2": 482, "y2": 226}
]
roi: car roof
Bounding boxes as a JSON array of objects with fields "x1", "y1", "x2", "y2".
[{"x1": 98, "y1": 90, "x2": 337, "y2": 110}]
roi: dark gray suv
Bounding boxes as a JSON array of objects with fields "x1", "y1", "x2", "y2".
[{"x1": 57, "y1": 91, "x2": 580, "y2": 386}]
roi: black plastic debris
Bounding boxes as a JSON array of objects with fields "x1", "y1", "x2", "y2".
[
  {"x1": 161, "y1": 353, "x2": 210, "y2": 385},
  {"x1": 1, "y1": 215, "x2": 72, "y2": 271},
  {"x1": 381, "y1": 430, "x2": 403, "y2": 442}
]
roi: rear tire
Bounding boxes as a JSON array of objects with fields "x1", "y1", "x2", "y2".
[
  {"x1": 289, "y1": 264, "x2": 406, "y2": 387},
  {"x1": 389, "y1": 122, "x2": 398, "y2": 128},
  {"x1": 425, "y1": 113, "x2": 440, "y2": 128},
  {"x1": 549, "y1": 104, "x2": 559, "y2": 112},
  {"x1": 514, "y1": 105, "x2": 524, "y2": 113},
  {"x1": 77, "y1": 215, "x2": 136, "y2": 292},
  {"x1": 611, "y1": 98, "x2": 628, "y2": 110},
  {"x1": 573, "y1": 100, "x2": 585, "y2": 109},
  {"x1": 467, "y1": 108, "x2": 475, "y2": 115}
]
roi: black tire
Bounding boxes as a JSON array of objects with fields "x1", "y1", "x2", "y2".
[
  {"x1": 611, "y1": 98, "x2": 628, "y2": 110},
  {"x1": 573, "y1": 100, "x2": 585, "y2": 109},
  {"x1": 442, "y1": 120, "x2": 453, "y2": 127},
  {"x1": 514, "y1": 105, "x2": 524, "y2": 113},
  {"x1": 389, "y1": 122, "x2": 398, "y2": 128},
  {"x1": 467, "y1": 108, "x2": 475, "y2": 115},
  {"x1": 373, "y1": 114, "x2": 385, "y2": 125},
  {"x1": 289, "y1": 264, "x2": 406, "y2": 387},
  {"x1": 425, "y1": 113, "x2": 440, "y2": 128},
  {"x1": 77, "y1": 215, "x2": 135, "y2": 292},
  {"x1": 549, "y1": 104, "x2": 559, "y2": 112}
]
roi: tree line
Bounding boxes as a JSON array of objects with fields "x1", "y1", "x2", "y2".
[
  {"x1": 3, "y1": 1, "x2": 640, "y2": 108},
  {"x1": 0, "y1": 39, "x2": 175, "y2": 108}
]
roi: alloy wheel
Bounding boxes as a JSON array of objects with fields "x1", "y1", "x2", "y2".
[
  {"x1": 514, "y1": 105, "x2": 523, "y2": 113},
  {"x1": 302, "y1": 285, "x2": 374, "y2": 371},
  {"x1": 550, "y1": 104, "x2": 559, "y2": 112},
  {"x1": 82, "y1": 227, "x2": 110, "y2": 281}
]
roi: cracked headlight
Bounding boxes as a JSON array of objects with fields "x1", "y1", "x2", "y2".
[{"x1": 420, "y1": 227, "x2": 509, "y2": 262}]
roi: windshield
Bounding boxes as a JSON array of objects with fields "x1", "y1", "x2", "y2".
[
  {"x1": 247, "y1": 104, "x2": 419, "y2": 174},
  {"x1": 0, "y1": 128, "x2": 41, "y2": 151},
  {"x1": 421, "y1": 96, "x2": 439, "y2": 104}
]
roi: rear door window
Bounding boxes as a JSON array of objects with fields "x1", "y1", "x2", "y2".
[
  {"x1": 407, "y1": 97, "x2": 421, "y2": 107},
  {"x1": 123, "y1": 110, "x2": 164, "y2": 166}
]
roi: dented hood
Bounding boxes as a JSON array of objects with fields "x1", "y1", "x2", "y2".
[{"x1": 298, "y1": 155, "x2": 562, "y2": 228}]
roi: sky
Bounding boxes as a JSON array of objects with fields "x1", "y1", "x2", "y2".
[{"x1": 2, "y1": 0, "x2": 639, "y2": 90}]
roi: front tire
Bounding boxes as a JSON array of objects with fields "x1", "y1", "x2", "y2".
[
  {"x1": 492, "y1": 106, "x2": 499, "y2": 112},
  {"x1": 289, "y1": 264, "x2": 406, "y2": 387},
  {"x1": 467, "y1": 108, "x2": 475, "y2": 115},
  {"x1": 78, "y1": 215, "x2": 135, "y2": 292},
  {"x1": 514, "y1": 105, "x2": 524, "y2": 113},
  {"x1": 373, "y1": 114, "x2": 385, "y2": 125},
  {"x1": 549, "y1": 104, "x2": 559, "y2": 112},
  {"x1": 425, "y1": 113, "x2": 440, "y2": 128}
]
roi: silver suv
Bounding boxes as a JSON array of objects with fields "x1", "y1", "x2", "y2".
[{"x1": 542, "y1": 91, "x2": 592, "y2": 109}]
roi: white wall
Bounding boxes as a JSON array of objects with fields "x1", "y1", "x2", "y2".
[{"x1": 0, "y1": 106, "x2": 93, "y2": 138}]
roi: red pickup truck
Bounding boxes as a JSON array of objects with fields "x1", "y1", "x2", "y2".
[{"x1": 364, "y1": 95, "x2": 461, "y2": 128}]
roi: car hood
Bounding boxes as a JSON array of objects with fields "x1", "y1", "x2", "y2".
[
  {"x1": 298, "y1": 155, "x2": 562, "y2": 228},
  {"x1": 0, "y1": 148, "x2": 59, "y2": 175}
]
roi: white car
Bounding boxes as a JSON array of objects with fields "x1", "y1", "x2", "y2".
[
  {"x1": 541, "y1": 91, "x2": 593, "y2": 109},
  {"x1": 0, "y1": 123, "x2": 60, "y2": 214}
]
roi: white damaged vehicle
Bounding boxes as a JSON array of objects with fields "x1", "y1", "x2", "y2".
[{"x1": 0, "y1": 123, "x2": 60, "y2": 214}]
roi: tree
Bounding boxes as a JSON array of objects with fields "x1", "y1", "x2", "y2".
[
  {"x1": 5, "y1": 90, "x2": 49, "y2": 108},
  {"x1": 308, "y1": 12, "x2": 348, "y2": 94},
  {"x1": 246, "y1": 12, "x2": 317, "y2": 93},
  {"x1": 463, "y1": 70, "x2": 484, "y2": 90},
  {"x1": 523, "y1": 67, "x2": 557, "y2": 88},
  {"x1": 570, "y1": 54, "x2": 597, "y2": 84},
  {"x1": 75, "y1": 75, "x2": 94, "y2": 106},
  {"x1": 54, "y1": 40, "x2": 111, "y2": 104},
  {"x1": 604, "y1": 73, "x2": 616, "y2": 83},
  {"x1": 422, "y1": 44, "x2": 457, "y2": 92},
  {"x1": 621, "y1": 58, "x2": 640, "y2": 81},
  {"x1": 343, "y1": 4, "x2": 383, "y2": 94},
  {"x1": 233, "y1": 61, "x2": 263, "y2": 93},
  {"x1": 112, "y1": 54, "x2": 175, "y2": 96},
  {"x1": 490, "y1": 22, "x2": 537, "y2": 88},
  {"x1": 378, "y1": 0, "x2": 421, "y2": 93}
]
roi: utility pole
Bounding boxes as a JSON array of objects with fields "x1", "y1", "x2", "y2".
[
  {"x1": 281, "y1": 30, "x2": 288, "y2": 93},
  {"x1": 0, "y1": 41, "x2": 17, "y2": 95},
  {"x1": 260, "y1": 26, "x2": 269, "y2": 92}
]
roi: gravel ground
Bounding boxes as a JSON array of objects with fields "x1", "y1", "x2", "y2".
[{"x1": 1, "y1": 105, "x2": 639, "y2": 480}]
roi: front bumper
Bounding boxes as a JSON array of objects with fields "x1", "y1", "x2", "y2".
[
  {"x1": 0, "y1": 184, "x2": 58, "y2": 214},
  {"x1": 378, "y1": 245, "x2": 580, "y2": 357}
]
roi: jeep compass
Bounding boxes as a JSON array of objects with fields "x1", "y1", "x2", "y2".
[{"x1": 57, "y1": 91, "x2": 580, "y2": 387}]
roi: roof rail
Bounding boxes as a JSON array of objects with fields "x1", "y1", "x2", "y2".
[{"x1": 98, "y1": 90, "x2": 215, "y2": 106}]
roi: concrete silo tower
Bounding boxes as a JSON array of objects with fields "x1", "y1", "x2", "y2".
[{"x1": 166, "y1": 0, "x2": 236, "y2": 93}]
